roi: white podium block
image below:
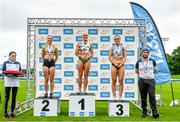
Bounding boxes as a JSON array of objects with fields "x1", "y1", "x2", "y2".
[
  {"x1": 34, "y1": 97, "x2": 60, "y2": 116},
  {"x1": 108, "y1": 100, "x2": 129, "y2": 117},
  {"x1": 69, "y1": 93, "x2": 95, "y2": 117}
]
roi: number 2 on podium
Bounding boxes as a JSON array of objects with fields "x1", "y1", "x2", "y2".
[
  {"x1": 42, "y1": 100, "x2": 50, "y2": 111},
  {"x1": 78, "y1": 99, "x2": 85, "y2": 110}
]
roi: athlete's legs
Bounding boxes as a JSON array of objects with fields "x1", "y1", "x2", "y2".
[
  {"x1": 111, "y1": 65, "x2": 118, "y2": 97},
  {"x1": 118, "y1": 66, "x2": 125, "y2": 97},
  {"x1": 49, "y1": 67, "x2": 56, "y2": 93},
  {"x1": 78, "y1": 60, "x2": 84, "y2": 92},
  {"x1": 43, "y1": 66, "x2": 49, "y2": 94},
  {"x1": 84, "y1": 60, "x2": 90, "y2": 92}
]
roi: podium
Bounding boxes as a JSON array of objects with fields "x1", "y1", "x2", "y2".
[
  {"x1": 69, "y1": 93, "x2": 95, "y2": 117},
  {"x1": 108, "y1": 100, "x2": 129, "y2": 117},
  {"x1": 34, "y1": 97, "x2": 60, "y2": 116}
]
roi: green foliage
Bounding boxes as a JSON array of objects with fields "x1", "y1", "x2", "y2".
[{"x1": 166, "y1": 46, "x2": 180, "y2": 75}]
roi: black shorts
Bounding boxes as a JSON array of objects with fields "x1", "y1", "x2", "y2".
[{"x1": 43, "y1": 59, "x2": 55, "y2": 68}]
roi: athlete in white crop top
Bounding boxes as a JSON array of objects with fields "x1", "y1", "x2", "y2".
[
  {"x1": 75, "y1": 32, "x2": 93, "y2": 94},
  {"x1": 109, "y1": 35, "x2": 126, "y2": 100}
]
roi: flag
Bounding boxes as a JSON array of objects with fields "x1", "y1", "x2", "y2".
[{"x1": 130, "y1": 2, "x2": 171, "y2": 85}]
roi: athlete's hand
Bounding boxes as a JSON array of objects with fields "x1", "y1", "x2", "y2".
[
  {"x1": 114, "y1": 60, "x2": 120, "y2": 66},
  {"x1": 78, "y1": 55, "x2": 82, "y2": 58},
  {"x1": 78, "y1": 54, "x2": 84, "y2": 59},
  {"x1": 86, "y1": 54, "x2": 92, "y2": 60},
  {"x1": 112, "y1": 59, "x2": 117, "y2": 66},
  {"x1": 118, "y1": 63, "x2": 124, "y2": 68}
]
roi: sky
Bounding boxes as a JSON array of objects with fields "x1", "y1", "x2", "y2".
[{"x1": 0, "y1": 0, "x2": 180, "y2": 65}]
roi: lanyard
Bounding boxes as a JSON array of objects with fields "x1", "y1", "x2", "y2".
[
  {"x1": 143, "y1": 61, "x2": 148, "y2": 70},
  {"x1": 142, "y1": 58, "x2": 149, "y2": 72},
  {"x1": 115, "y1": 45, "x2": 120, "y2": 55},
  {"x1": 8, "y1": 60, "x2": 15, "y2": 64},
  {"x1": 47, "y1": 45, "x2": 53, "y2": 54}
]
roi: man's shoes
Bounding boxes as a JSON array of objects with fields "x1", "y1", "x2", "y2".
[
  {"x1": 49, "y1": 93, "x2": 53, "y2": 98},
  {"x1": 4, "y1": 113, "x2": 10, "y2": 119},
  {"x1": 43, "y1": 93, "x2": 48, "y2": 98},
  {"x1": 152, "y1": 110, "x2": 160, "y2": 118},
  {"x1": 9, "y1": 113, "x2": 15, "y2": 118},
  {"x1": 141, "y1": 111, "x2": 148, "y2": 117}
]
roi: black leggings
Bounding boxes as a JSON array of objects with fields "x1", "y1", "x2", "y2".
[{"x1": 4, "y1": 87, "x2": 18, "y2": 114}]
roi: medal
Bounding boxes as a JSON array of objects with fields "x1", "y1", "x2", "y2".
[
  {"x1": 144, "y1": 70, "x2": 148, "y2": 73},
  {"x1": 143, "y1": 60, "x2": 148, "y2": 73},
  {"x1": 116, "y1": 48, "x2": 122, "y2": 60},
  {"x1": 48, "y1": 45, "x2": 52, "y2": 61}
]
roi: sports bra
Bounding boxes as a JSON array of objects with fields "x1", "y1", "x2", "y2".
[
  {"x1": 112, "y1": 44, "x2": 123, "y2": 57},
  {"x1": 44, "y1": 44, "x2": 56, "y2": 55},
  {"x1": 79, "y1": 42, "x2": 91, "y2": 53}
]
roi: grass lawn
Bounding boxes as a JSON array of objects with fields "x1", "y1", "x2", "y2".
[{"x1": 0, "y1": 75, "x2": 179, "y2": 121}]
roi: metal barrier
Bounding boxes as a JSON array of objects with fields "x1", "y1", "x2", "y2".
[
  {"x1": 15, "y1": 98, "x2": 34, "y2": 115},
  {"x1": 172, "y1": 79, "x2": 180, "y2": 82}
]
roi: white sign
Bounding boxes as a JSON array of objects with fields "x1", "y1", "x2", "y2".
[
  {"x1": 34, "y1": 97, "x2": 60, "y2": 116},
  {"x1": 69, "y1": 93, "x2": 95, "y2": 117},
  {"x1": 108, "y1": 100, "x2": 129, "y2": 117}
]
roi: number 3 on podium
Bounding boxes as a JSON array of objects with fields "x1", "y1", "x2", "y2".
[
  {"x1": 108, "y1": 100, "x2": 129, "y2": 117},
  {"x1": 116, "y1": 104, "x2": 123, "y2": 115}
]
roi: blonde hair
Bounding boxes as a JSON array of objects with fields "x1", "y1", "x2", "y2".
[{"x1": 47, "y1": 35, "x2": 53, "y2": 39}]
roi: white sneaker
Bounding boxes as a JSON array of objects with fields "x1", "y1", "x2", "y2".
[
  {"x1": 82, "y1": 91, "x2": 87, "y2": 95},
  {"x1": 113, "y1": 96, "x2": 116, "y2": 101},
  {"x1": 119, "y1": 96, "x2": 122, "y2": 100},
  {"x1": 77, "y1": 90, "x2": 81, "y2": 95}
]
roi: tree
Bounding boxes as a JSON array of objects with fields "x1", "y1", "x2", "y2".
[
  {"x1": 172, "y1": 46, "x2": 180, "y2": 74},
  {"x1": 166, "y1": 54, "x2": 174, "y2": 74},
  {"x1": 166, "y1": 46, "x2": 180, "y2": 75}
]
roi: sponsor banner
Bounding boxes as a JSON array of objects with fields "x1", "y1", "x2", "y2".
[{"x1": 35, "y1": 27, "x2": 139, "y2": 100}]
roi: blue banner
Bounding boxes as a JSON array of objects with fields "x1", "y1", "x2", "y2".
[{"x1": 130, "y1": 2, "x2": 171, "y2": 85}]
